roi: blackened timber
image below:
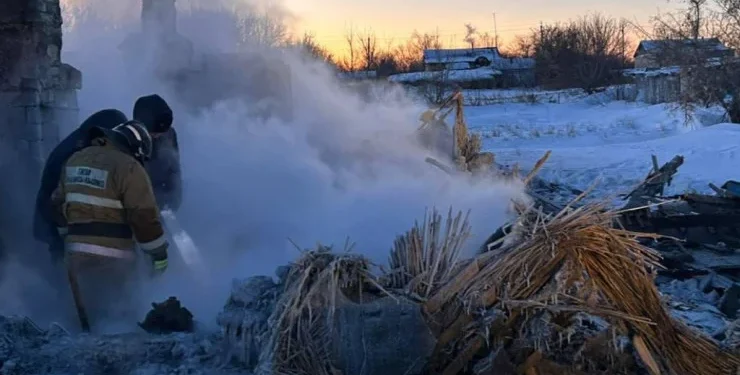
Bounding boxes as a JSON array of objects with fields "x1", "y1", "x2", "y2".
[{"x1": 623, "y1": 155, "x2": 684, "y2": 209}]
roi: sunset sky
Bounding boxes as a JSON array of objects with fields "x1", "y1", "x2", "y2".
[
  {"x1": 283, "y1": 0, "x2": 682, "y2": 53},
  {"x1": 60, "y1": 0, "x2": 686, "y2": 55}
]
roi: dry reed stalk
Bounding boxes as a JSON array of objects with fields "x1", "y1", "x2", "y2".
[
  {"x1": 424, "y1": 259, "x2": 480, "y2": 315},
  {"x1": 467, "y1": 133, "x2": 482, "y2": 156},
  {"x1": 523, "y1": 150, "x2": 552, "y2": 186},
  {"x1": 429, "y1": 201, "x2": 739, "y2": 375},
  {"x1": 386, "y1": 208, "x2": 472, "y2": 299},
  {"x1": 262, "y1": 246, "x2": 375, "y2": 375},
  {"x1": 453, "y1": 91, "x2": 468, "y2": 159}
]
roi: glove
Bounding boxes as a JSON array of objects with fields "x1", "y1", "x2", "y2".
[
  {"x1": 151, "y1": 254, "x2": 168, "y2": 276},
  {"x1": 149, "y1": 243, "x2": 169, "y2": 277}
]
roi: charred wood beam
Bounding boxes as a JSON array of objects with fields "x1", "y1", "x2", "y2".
[
  {"x1": 682, "y1": 193, "x2": 740, "y2": 210},
  {"x1": 623, "y1": 155, "x2": 684, "y2": 209},
  {"x1": 631, "y1": 213, "x2": 740, "y2": 231},
  {"x1": 527, "y1": 190, "x2": 564, "y2": 214}
]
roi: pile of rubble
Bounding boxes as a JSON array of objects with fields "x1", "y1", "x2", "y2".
[
  {"x1": 1, "y1": 197, "x2": 739, "y2": 374},
  {"x1": 0, "y1": 314, "x2": 231, "y2": 374},
  {"x1": 241, "y1": 208, "x2": 738, "y2": 375}
]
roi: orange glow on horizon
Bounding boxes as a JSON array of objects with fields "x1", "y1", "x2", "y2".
[{"x1": 60, "y1": 0, "x2": 674, "y2": 59}]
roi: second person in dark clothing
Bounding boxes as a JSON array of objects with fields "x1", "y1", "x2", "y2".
[{"x1": 133, "y1": 94, "x2": 182, "y2": 212}]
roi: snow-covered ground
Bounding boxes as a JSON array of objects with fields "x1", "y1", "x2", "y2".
[
  {"x1": 464, "y1": 89, "x2": 735, "y2": 200},
  {"x1": 389, "y1": 67, "x2": 502, "y2": 83}
]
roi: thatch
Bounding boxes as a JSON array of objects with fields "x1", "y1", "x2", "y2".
[
  {"x1": 258, "y1": 200, "x2": 739, "y2": 375},
  {"x1": 422, "y1": 203, "x2": 740, "y2": 375},
  {"x1": 261, "y1": 245, "x2": 380, "y2": 375},
  {"x1": 262, "y1": 209, "x2": 472, "y2": 375},
  {"x1": 419, "y1": 90, "x2": 490, "y2": 172},
  {"x1": 384, "y1": 208, "x2": 472, "y2": 299}
]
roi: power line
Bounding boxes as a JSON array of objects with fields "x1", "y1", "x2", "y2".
[
  {"x1": 312, "y1": 21, "x2": 654, "y2": 48},
  {"x1": 313, "y1": 23, "x2": 653, "y2": 43}
]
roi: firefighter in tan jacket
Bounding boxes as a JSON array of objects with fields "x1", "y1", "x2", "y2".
[{"x1": 51, "y1": 120, "x2": 169, "y2": 325}]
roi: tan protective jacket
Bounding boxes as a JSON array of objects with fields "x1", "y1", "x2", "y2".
[{"x1": 50, "y1": 138, "x2": 168, "y2": 260}]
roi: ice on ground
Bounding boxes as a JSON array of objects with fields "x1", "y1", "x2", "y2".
[
  {"x1": 464, "y1": 91, "x2": 734, "y2": 200},
  {"x1": 0, "y1": 315, "x2": 244, "y2": 375}
]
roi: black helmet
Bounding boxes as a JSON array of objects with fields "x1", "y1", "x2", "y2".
[
  {"x1": 114, "y1": 120, "x2": 153, "y2": 161},
  {"x1": 91, "y1": 120, "x2": 153, "y2": 162}
]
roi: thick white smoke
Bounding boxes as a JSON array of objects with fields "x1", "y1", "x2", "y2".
[{"x1": 2, "y1": 0, "x2": 527, "y2": 330}]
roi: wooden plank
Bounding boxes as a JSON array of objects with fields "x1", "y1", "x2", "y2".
[
  {"x1": 424, "y1": 259, "x2": 480, "y2": 315},
  {"x1": 440, "y1": 337, "x2": 484, "y2": 375},
  {"x1": 624, "y1": 155, "x2": 684, "y2": 208}
]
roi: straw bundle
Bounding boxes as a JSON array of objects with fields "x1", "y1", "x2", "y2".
[
  {"x1": 385, "y1": 208, "x2": 472, "y2": 299},
  {"x1": 424, "y1": 204, "x2": 740, "y2": 375},
  {"x1": 261, "y1": 245, "x2": 381, "y2": 375}
]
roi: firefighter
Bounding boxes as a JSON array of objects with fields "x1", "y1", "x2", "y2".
[
  {"x1": 133, "y1": 94, "x2": 182, "y2": 212},
  {"x1": 34, "y1": 109, "x2": 129, "y2": 262},
  {"x1": 51, "y1": 121, "x2": 169, "y2": 323}
]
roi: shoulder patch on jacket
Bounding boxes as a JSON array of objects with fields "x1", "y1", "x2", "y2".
[{"x1": 65, "y1": 166, "x2": 109, "y2": 189}]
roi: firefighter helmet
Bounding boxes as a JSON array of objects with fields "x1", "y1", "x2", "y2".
[{"x1": 110, "y1": 120, "x2": 153, "y2": 162}]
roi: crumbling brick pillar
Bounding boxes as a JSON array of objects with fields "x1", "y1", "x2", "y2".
[
  {"x1": 142, "y1": 0, "x2": 177, "y2": 36},
  {"x1": 0, "y1": 0, "x2": 81, "y2": 250},
  {"x1": 0, "y1": 0, "x2": 81, "y2": 179},
  {"x1": 120, "y1": 0, "x2": 193, "y2": 78}
]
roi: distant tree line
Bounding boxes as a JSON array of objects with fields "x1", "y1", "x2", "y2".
[
  {"x1": 236, "y1": 0, "x2": 740, "y2": 123},
  {"x1": 282, "y1": 14, "x2": 633, "y2": 92},
  {"x1": 510, "y1": 14, "x2": 632, "y2": 92}
]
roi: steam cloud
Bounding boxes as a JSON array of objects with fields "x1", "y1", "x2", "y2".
[{"x1": 1, "y1": 0, "x2": 527, "y2": 331}]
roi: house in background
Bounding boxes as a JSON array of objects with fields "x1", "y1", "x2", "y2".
[
  {"x1": 625, "y1": 38, "x2": 734, "y2": 104},
  {"x1": 423, "y1": 48, "x2": 501, "y2": 71},
  {"x1": 622, "y1": 67, "x2": 681, "y2": 104},
  {"x1": 421, "y1": 47, "x2": 535, "y2": 87},
  {"x1": 489, "y1": 58, "x2": 536, "y2": 87},
  {"x1": 633, "y1": 38, "x2": 734, "y2": 68}
]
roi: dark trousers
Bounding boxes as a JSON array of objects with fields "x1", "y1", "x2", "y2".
[
  {"x1": 0, "y1": 235, "x2": 6, "y2": 263},
  {"x1": 48, "y1": 235, "x2": 65, "y2": 263}
]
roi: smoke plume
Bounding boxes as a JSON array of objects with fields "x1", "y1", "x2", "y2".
[{"x1": 1, "y1": 0, "x2": 526, "y2": 331}]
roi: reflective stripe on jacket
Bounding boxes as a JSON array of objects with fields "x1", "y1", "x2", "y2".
[{"x1": 50, "y1": 139, "x2": 167, "y2": 259}]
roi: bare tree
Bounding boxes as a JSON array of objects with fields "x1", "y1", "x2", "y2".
[
  {"x1": 464, "y1": 23, "x2": 478, "y2": 49},
  {"x1": 713, "y1": 0, "x2": 740, "y2": 49},
  {"x1": 393, "y1": 31, "x2": 443, "y2": 72},
  {"x1": 289, "y1": 32, "x2": 334, "y2": 64},
  {"x1": 505, "y1": 34, "x2": 536, "y2": 57},
  {"x1": 688, "y1": 0, "x2": 709, "y2": 39},
  {"x1": 236, "y1": 4, "x2": 289, "y2": 48},
  {"x1": 533, "y1": 13, "x2": 625, "y2": 92},
  {"x1": 342, "y1": 26, "x2": 358, "y2": 72},
  {"x1": 358, "y1": 29, "x2": 379, "y2": 70},
  {"x1": 478, "y1": 31, "x2": 496, "y2": 48},
  {"x1": 646, "y1": 0, "x2": 740, "y2": 122}
]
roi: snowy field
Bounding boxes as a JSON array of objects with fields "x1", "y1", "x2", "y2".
[{"x1": 464, "y1": 89, "x2": 736, "y2": 200}]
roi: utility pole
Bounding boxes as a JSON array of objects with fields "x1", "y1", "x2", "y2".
[{"x1": 492, "y1": 12, "x2": 499, "y2": 48}]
